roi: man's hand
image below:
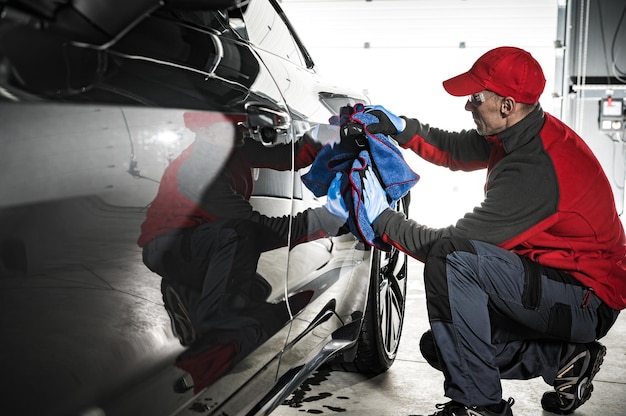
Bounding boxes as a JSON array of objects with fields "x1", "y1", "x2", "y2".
[
  {"x1": 362, "y1": 167, "x2": 390, "y2": 223},
  {"x1": 363, "y1": 105, "x2": 406, "y2": 135},
  {"x1": 325, "y1": 172, "x2": 349, "y2": 220}
]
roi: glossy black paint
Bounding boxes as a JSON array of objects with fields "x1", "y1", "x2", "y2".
[{"x1": 0, "y1": 1, "x2": 406, "y2": 415}]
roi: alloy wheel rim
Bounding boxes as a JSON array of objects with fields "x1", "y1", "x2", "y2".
[{"x1": 378, "y1": 247, "x2": 405, "y2": 357}]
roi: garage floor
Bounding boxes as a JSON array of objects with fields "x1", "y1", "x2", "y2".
[{"x1": 272, "y1": 259, "x2": 626, "y2": 416}]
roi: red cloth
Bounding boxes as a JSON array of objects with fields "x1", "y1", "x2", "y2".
[
  {"x1": 175, "y1": 341, "x2": 238, "y2": 393},
  {"x1": 183, "y1": 111, "x2": 245, "y2": 131}
]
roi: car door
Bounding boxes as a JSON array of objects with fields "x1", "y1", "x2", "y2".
[
  {"x1": 102, "y1": 7, "x2": 304, "y2": 414},
  {"x1": 230, "y1": 0, "x2": 374, "y2": 401},
  {"x1": 0, "y1": 3, "x2": 298, "y2": 415}
]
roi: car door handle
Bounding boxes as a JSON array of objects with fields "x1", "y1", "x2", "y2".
[{"x1": 245, "y1": 104, "x2": 290, "y2": 146}]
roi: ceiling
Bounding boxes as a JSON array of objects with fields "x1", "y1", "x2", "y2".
[{"x1": 281, "y1": 0, "x2": 559, "y2": 51}]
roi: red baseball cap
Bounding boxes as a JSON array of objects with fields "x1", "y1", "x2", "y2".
[{"x1": 442, "y1": 47, "x2": 546, "y2": 104}]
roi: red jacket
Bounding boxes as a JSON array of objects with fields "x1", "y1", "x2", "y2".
[
  {"x1": 138, "y1": 112, "x2": 333, "y2": 249},
  {"x1": 374, "y1": 106, "x2": 626, "y2": 310}
]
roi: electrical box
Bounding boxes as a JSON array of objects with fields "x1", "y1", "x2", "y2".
[{"x1": 598, "y1": 97, "x2": 625, "y2": 131}]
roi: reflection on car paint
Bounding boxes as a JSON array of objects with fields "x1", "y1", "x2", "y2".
[{"x1": 0, "y1": 1, "x2": 406, "y2": 415}]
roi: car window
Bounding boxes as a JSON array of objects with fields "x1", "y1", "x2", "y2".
[
  {"x1": 232, "y1": 0, "x2": 305, "y2": 66},
  {"x1": 155, "y1": 8, "x2": 233, "y2": 36}
]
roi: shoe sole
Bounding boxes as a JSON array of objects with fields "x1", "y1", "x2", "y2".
[
  {"x1": 164, "y1": 285, "x2": 196, "y2": 346},
  {"x1": 542, "y1": 342, "x2": 606, "y2": 414},
  {"x1": 578, "y1": 343, "x2": 606, "y2": 402}
]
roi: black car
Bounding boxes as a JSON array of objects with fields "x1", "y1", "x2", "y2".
[{"x1": 0, "y1": 1, "x2": 410, "y2": 414}]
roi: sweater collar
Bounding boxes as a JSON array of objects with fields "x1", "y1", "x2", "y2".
[{"x1": 485, "y1": 105, "x2": 545, "y2": 153}]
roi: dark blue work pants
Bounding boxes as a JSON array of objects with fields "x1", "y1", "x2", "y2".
[
  {"x1": 142, "y1": 219, "x2": 264, "y2": 335},
  {"x1": 424, "y1": 237, "x2": 620, "y2": 407}
]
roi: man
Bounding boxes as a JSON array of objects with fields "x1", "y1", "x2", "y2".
[
  {"x1": 139, "y1": 111, "x2": 347, "y2": 347},
  {"x1": 339, "y1": 47, "x2": 626, "y2": 415}
]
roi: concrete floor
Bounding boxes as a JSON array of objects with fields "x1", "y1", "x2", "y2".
[{"x1": 272, "y1": 259, "x2": 626, "y2": 416}]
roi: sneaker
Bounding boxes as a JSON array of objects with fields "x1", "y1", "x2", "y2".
[
  {"x1": 414, "y1": 398, "x2": 514, "y2": 416},
  {"x1": 162, "y1": 281, "x2": 196, "y2": 346},
  {"x1": 541, "y1": 341, "x2": 606, "y2": 415}
]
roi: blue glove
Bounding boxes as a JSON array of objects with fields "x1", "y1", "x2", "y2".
[
  {"x1": 325, "y1": 172, "x2": 349, "y2": 220},
  {"x1": 362, "y1": 167, "x2": 390, "y2": 223},
  {"x1": 363, "y1": 105, "x2": 406, "y2": 135}
]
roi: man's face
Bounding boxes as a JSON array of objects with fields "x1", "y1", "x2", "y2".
[{"x1": 465, "y1": 90, "x2": 507, "y2": 136}]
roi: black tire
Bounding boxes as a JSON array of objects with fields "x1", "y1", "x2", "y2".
[{"x1": 330, "y1": 194, "x2": 410, "y2": 374}]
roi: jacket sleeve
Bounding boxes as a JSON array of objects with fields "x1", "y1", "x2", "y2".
[
  {"x1": 222, "y1": 203, "x2": 346, "y2": 252},
  {"x1": 394, "y1": 117, "x2": 492, "y2": 171},
  {"x1": 181, "y1": 167, "x2": 346, "y2": 251},
  {"x1": 372, "y1": 209, "x2": 454, "y2": 261},
  {"x1": 253, "y1": 206, "x2": 347, "y2": 251},
  {"x1": 372, "y1": 146, "x2": 558, "y2": 261}
]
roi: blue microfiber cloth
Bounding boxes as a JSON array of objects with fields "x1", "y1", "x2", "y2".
[
  {"x1": 302, "y1": 108, "x2": 420, "y2": 250},
  {"x1": 345, "y1": 150, "x2": 392, "y2": 250},
  {"x1": 350, "y1": 110, "x2": 419, "y2": 201},
  {"x1": 301, "y1": 136, "x2": 363, "y2": 197},
  {"x1": 302, "y1": 104, "x2": 365, "y2": 197}
]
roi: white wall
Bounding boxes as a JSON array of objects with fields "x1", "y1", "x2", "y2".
[
  {"x1": 281, "y1": 0, "x2": 557, "y2": 227},
  {"x1": 282, "y1": 0, "x2": 559, "y2": 226}
]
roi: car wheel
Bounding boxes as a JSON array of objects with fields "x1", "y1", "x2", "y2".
[{"x1": 331, "y1": 194, "x2": 410, "y2": 374}]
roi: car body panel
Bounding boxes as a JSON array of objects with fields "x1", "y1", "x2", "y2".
[{"x1": 0, "y1": 1, "x2": 381, "y2": 415}]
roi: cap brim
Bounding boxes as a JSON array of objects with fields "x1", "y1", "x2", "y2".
[{"x1": 442, "y1": 71, "x2": 485, "y2": 97}]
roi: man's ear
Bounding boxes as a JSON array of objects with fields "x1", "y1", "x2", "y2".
[{"x1": 501, "y1": 97, "x2": 515, "y2": 115}]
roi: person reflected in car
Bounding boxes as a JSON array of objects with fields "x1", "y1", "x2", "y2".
[{"x1": 137, "y1": 111, "x2": 349, "y2": 382}]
